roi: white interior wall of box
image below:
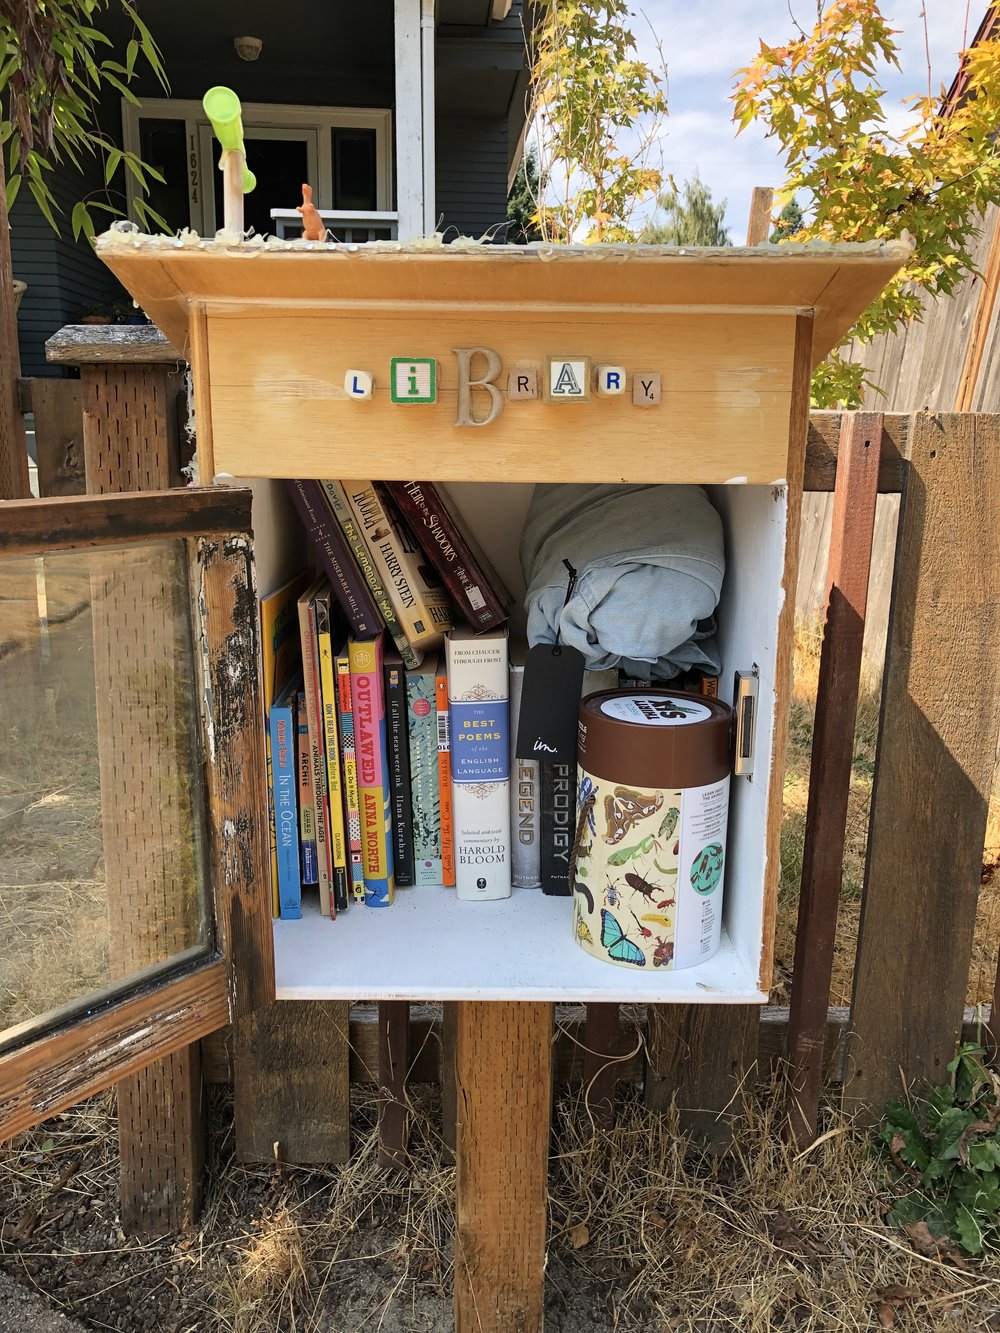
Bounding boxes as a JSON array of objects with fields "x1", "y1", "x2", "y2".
[{"x1": 243, "y1": 477, "x2": 786, "y2": 1003}]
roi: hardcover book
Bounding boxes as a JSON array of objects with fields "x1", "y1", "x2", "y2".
[
  {"x1": 446, "y1": 627, "x2": 510, "y2": 900},
  {"x1": 269, "y1": 674, "x2": 302, "y2": 920},
  {"x1": 342, "y1": 480, "x2": 453, "y2": 653},
  {"x1": 336, "y1": 645, "x2": 367, "y2": 904},
  {"x1": 299, "y1": 579, "x2": 334, "y2": 917},
  {"x1": 315, "y1": 585, "x2": 350, "y2": 914},
  {"x1": 320, "y1": 480, "x2": 423, "y2": 670},
  {"x1": 285, "y1": 478, "x2": 382, "y2": 638},
  {"x1": 539, "y1": 760, "x2": 574, "y2": 897},
  {"x1": 296, "y1": 692, "x2": 318, "y2": 889},
  {"x1": 383, "y1": 481, "x2": 512, "y2": 632},
  {"x1": 509, "y1": 651, "x2": 541, "y2": 889},
  {"x1": 384, "y1": 650, "x2": 415, "y2": 888},
  {"x1": 349, "y1": 635, "x2": 395, "y2": 907},
  {"x1": 435, "y1": 663, "x2": 456, "y2": 887},
  {"x1": 406, "y1": 653, "x2": 442, "y2": 885}
]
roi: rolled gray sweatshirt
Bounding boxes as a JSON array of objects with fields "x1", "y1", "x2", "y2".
[{"x1": 519, "y1": 483, "x2": 724, "y2": 680}]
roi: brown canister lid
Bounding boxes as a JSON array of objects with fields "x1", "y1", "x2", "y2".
[{"x1": 578, "y1": 688, "x2": 732, "y2": 790}]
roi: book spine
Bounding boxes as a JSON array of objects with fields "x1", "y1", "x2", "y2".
[
  {"x1": 316, "y1": 598, "x2": 350, "y2": 914},
  {"x1": 447, "y1": 630, "x2": 510, "y2": 900},
  {"x1": 384, "y1": 658, "x2": 415, "y2": 887},
  {"x1": 296, "y1": 693, "x2": 319, "y2": 890},
  {"x1": 382, "y1": 481, "x2": 510, "y2": 631},
  {"x1": 300, "y1": 594, "x2": 334, "y2": 917},
  {"x1": 349, "y1": 636, "x2": 395, "y2": 906},
  {"x1": 265, "y1": 732, "x2": 280, "y2": 917},
  {"x1": 336, "y1": 652, "x2": 367, "y2": 904},
  {"x1": 407, "y1": 666, "x2": 442, "y2": 885},
  {"x1": 269, "y1": 696, "x2": 301, "y2": 919},
  {"x1": 540, "y1": 760, "x2": 575, "y2": 897},
  {"x1": 435, "y1": 670, "x2": 456, "y2": 887},
  {"x1": 343, "y1": 481, "x2": 452, "y2": 652},
  {"x1": 284, "y1": 479, "x2": 381, "y2": 637},
  {"x1": 509, "y1": 666, "x2": 540, "y2": 888},
  {"x1": 321, "y1": 481, "x2": 422, "y2": 670}
]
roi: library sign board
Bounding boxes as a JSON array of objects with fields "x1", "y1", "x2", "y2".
[{"x1": 96, "y1": 237, "x2": 908, "y2": 1006}]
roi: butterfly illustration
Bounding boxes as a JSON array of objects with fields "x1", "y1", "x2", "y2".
[
  {"x1": 603, "y1": 786, "x2": 664, "y2": 845},
  {"x1": 600, "y1": 909, "x2": 646, "y2": 966}
]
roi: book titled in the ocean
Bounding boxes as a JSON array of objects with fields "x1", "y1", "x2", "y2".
[
  {"x1": 407, "y1": 653, "x2": 441, "y2": 885},
  {"x1": 446, "y1": 626, "x2": 510, "y2": 901},
  {"x1": 349, "y1": 635, "x2": 395, "y2": 907},
  {"x1": 269, "y1": 674, "x2": 303, "y2": 920}
]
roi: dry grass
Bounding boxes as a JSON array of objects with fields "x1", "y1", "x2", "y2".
[
  {"x1": 6, "y1": 1083, "x2": 1000, "y2": 1332},
  {"x1": 773, "y1": 620, "x2": 1000, "y2": 1008}
]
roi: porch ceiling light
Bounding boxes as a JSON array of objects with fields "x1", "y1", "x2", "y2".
[{"x1": 233, "y1": 35, "x2": 263, "y2": 62}]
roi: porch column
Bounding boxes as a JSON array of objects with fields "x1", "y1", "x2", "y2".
[{"x1": 394, "y1": 0, "x2": 432, "y2": 239}]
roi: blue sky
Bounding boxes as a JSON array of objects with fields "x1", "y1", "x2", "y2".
[{"x1": 625, "y1": 1, "x2": 978, "y2": 241}]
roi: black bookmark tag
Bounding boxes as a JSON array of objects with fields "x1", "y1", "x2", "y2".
[
  {"x1": 515, "y1": 643, "x2": 587, "y2": 763},
  {"x1": 515, "y1": 559, "x2": 585, "y2": 763}
]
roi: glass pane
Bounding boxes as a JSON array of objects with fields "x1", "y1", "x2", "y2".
[
  {"x1": 138, "y1": 118, "x2": 191, "y2": 234},
  {"x1": 0, "y1": 541, "x2": 211, "y2": 1041},
  {"x1": 214, "y1": 137, "x2": 309, "y2": 238},
  {"x1": 333, "y1": 128, "x2": 377, "y2": 212}
]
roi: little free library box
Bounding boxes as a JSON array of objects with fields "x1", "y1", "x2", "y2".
[{"x1": 99, "y1": 232, "x2": 908, "y2": 1006}]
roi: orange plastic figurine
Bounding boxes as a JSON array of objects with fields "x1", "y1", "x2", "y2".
[{"x1": 297, "y1": 183, "x2": 327, "y2": 242}]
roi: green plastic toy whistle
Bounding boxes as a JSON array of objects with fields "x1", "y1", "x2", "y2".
[{"x1": 202, "y1": 86, "x2": 256, "y2": 194}]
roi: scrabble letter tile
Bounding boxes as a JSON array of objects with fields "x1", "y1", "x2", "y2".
[
  {"x1": 507, "y1": 366, "x2": 538, "y2": 400},
  {"x1": 546, "y1": 357, "x2": 591, "y2": 402},
  {"x1": 632, "y1": 371, "x2": 662, "y2": 407},
  {"x1": 344, "y1": 369, "x2": 373, "y2": 400},
  {"x1": 596, "y1": 365, "x2": 626, "y2": 397},
  {"x1": 390, "y1": 357, "x2": 437, "y2": 404}
]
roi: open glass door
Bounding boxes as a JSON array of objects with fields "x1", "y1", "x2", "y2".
[{"x1": 0, "y1": 488, "x2": 273, "y2": 1140}]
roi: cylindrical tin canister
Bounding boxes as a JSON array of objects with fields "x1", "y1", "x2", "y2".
[{"x1": 573, "y1": 689, "x2": 731, "y2": 971}]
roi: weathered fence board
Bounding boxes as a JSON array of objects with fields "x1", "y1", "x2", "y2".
[
  {"x1": 786, "y1": 413, "x2": 882, "y2": 1145},
  {"x1": 846, "y1": 414, "x2": 1000, "y2": 1116},
  {"x1": 28, "y1": 379, "x2": 85, "y2": 497},
  {"x1": 379, "y1": 1000, "x2": 410, "y2": 1167},
  {"x1": 234, "y1": 1002, "x2": 351, "y2": 1163}
]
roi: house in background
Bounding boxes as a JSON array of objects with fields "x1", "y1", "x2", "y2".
[{"x1": 10, "y1": 0, "x2": 531, "y2": 375}]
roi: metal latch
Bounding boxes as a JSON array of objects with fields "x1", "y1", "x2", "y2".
[{"x1": 733, "y1": 668, "x2": 759, "y2": 778}]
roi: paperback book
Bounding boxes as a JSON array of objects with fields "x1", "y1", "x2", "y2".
[
  {"x1": 406, "y1": 653, "x2": 442, "y2": 885},
  {"x1": 384, "y1": 650, "x2": 415, "y2": 888},
  {"x1": 269, "y1": 673, "x2": 303, "y2": 920},
  {"x1": 336, "y1": 644, "x2": 367, "y2": 904},
  {"x1": 314, "y1": 584, "x2": 350, "y2": 914},
  {"x1": 349, "y1": 635, "x2": 395, "y2": 906}
]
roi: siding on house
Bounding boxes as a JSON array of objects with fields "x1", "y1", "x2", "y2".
[{"x1": 435, "y1": 116, "x2": 511, "y2": 240}]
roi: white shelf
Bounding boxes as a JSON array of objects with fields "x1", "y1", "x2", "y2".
[{"x1": 273, "y1": 887, "x2": 766, "y2": 1003}]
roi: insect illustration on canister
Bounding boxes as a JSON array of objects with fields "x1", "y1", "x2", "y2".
[
  {"x1": 652, "y1": 935, "x2": 674, "y2": 967},
  {"x1": 658, "y1": 806, "x2": 679, "y2": 840},
  {"x1": 629, "y1": 908, "x2": 652, "y2": 939},
  {"x1": 690, "y1": 842, "x2": 725, "y2": 895},
  {"x1": 600, "y1": 909, "x2": 646, "y2": 966},
  {"x1": 604, "y1": 875, "x2": 619, "y2": 908},
  {"x1": 603, "y1": 786, "x2": 664, "y2": 844},
  {"x1": 575, "y1": 913, "x2": 594, "y2": 946},
  {"x1": 624, "y1": 870, "x2": 666, "y2": 905}
]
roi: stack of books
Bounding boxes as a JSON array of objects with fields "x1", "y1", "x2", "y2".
[{"x1": 263, "y1": 479, "x2": 516, "y2": 917}]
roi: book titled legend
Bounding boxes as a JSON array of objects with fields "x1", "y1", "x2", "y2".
[{"x1": 446, "y1": 627, "x2": 510, "y2": 900}]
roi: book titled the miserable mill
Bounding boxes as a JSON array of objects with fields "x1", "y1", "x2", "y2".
[{"x1": 445, "y1": 627, "x2": 510, "y2": 900}]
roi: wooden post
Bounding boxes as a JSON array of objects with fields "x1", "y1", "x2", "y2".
[
  {"x1": 0, "y1": 149, "x2": 30, "y2": 500},
  {"x1": 583, "y1": 1003, "x2": 620, "y2": 1130},
  {"x1": 846, "y1": 414, "x2": 1000, "y2": 1116},
  {"x1": 379, "y1": 1000, "x2": 410, "y2": 1167},
  {"x1": 746, "y1": 186, "x2": 775, "y2": 247},
  {"x1": 47, "y1": 329, "x2": 201, "y2": 1232},
  {"x1": 454, "y1": 1002, "x2": 552, "y2": 1333},
  {"x1": 441, "y1": 1000, "x2": 458, "y2": 1162},
  {"x1": 785, "y1": 412, "x2": 882, "y2": 1146}
]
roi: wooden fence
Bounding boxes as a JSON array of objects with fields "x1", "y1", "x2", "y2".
[{"x1": 10, "y1": 350, "x2": 1000, "y2": 1327}]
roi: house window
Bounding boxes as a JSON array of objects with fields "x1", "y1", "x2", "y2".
[{"x1": 122, "y1": 100, "x2": 392, "y2": 236}]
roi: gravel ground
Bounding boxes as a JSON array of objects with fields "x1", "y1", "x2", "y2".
[{"x1": 0, "y1": 1271, "x2": 90, "y2": 1333}]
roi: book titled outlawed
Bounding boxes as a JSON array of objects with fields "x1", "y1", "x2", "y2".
[
  {"x1": 446, "y1": 627, "x2": 510, "y2": 900},
  {"x1": 349, "y1": 635, "x2": 395, "y2": 907}
]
